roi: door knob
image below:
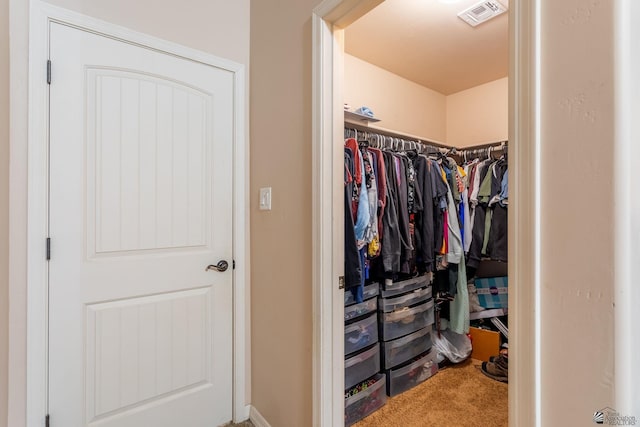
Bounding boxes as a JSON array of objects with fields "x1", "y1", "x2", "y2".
[{"x1": 206, "y1": 260, "x2": 229, "y2": 272}]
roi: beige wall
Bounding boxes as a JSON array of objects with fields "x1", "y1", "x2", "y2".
[
  {"x1": 251, "y1": 1, "x2": 618, "y2": 426},
  {"x1": 249, "y1": 1, "x2": 315, "y2": 426},
  {"x1": 0, "y1": 0, "x2": 9, "y2": 425},
  {"x1": 540, "y1": 0, "x2": 614, "y2": 423},
  {"x1": 41, "y1": 0, "x2": 250, "y2": 65},
  {"x1": 344, "y1": 55, "x2": 507, "y2": 147},
  {"x1": 5, "y1": 1, "x2": 249, "y2": 426},
  {"x1": 1, "y1": 1, "x2": 622, "y2": 426},
  {"x1": 344, "y1": 54, "x2": 447, "y2": 142},
  {"x1": 447, "y1": 77, "x2": 508, "y2": 147}
]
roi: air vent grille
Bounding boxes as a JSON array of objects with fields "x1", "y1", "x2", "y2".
[
  {"x1": 458, "y1": 1, "x2": 507, "y2": 27},
  {"x1": 472, "y1": 5, "x2": 487, "y2": 15}
]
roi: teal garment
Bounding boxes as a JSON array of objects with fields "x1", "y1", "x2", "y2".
[{"x1": 449, "y1": 254, "x2": 470, "y2": 335}]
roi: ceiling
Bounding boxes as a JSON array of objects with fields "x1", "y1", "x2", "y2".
[{"x1": 344, "y1": 0, "x2": 509, "y2": 95}]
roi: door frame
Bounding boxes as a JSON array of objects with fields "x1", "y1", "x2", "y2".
[
  {"x1": 614, "y1": 0, "x2": 640, "y2": 413},
  {"x1": 14, "y1": 1, "x2": 251, "y2": 425},
  {"x1": 311, "y1": 1, "x2": 540, "y2": 426}
]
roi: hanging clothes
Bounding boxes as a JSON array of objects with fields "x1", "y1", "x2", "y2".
[
  {"x1": 442, "y1": 159, "x2": 463, "y2": 265},
  {"x1": 486, "y1": 161, "x2": 508, "y2": 262},
  {"x1": 467, "y1": 160, "x2": 492, "y2": 269},
  {"x1": 344, "y1": 139, "x2": 370, "y2": 303},
  {"x1": 412, "y1": 155, "x2": 435, "y2": 273},
  {"x1": 466, "y1": 156, "x2": 508, "y2": 267},
  {"x1": 368, "y1": 147, "x2": 387, "y2": 258},
  {"x1": 343, "y1": 129, "x2": 508, "y2": 334},
  {"x1": 344, "y1": 152, "x2": 361, "y2": 289},
  {"x1": 380, "y1": 151, "x2": 402, "y2": 276},
  {"x1": 395, "y1": 154, "x2": 413, "y2": 274}
]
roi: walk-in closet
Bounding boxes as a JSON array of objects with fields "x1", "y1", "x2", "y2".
[{"x1": 340, "y1": 1, "x2": 510, "y2": 425}]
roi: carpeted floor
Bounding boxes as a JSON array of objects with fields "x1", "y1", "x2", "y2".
[{"x1": 354, "y1": 359, "x2": 508, "y2": 427}]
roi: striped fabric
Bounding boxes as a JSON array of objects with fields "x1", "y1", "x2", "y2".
[{"x1": 474, "y1": 276, "x2": 508, "y2": 309}]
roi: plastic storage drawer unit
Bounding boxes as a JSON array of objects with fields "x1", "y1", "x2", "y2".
[
  {"x1": 345, "y1": 282, "x2": 380, "y2": 306},
  {"x1": 381, "y1": 275, "x2": 430, "y2": 298},
  {"x1": 345, "y1": 297, "x2": 377, "y2": 322},
  {"x1": 345, "y1": 313, "x2": 379, "y2": 355},
  {"x1": 385, "y1": 350, "x2": 438, "y2": 397},
  {"x1": 345, "y1": 374, "x2": 387, "y2": 426},
  {"x1": 379, "y1": 286, "x2": 432, "y2": 312},
  {"x1": 381, "y1": 326, "x2": 433, "y2": 369},
  {"x1": 345, "y1": 343, "x2": 381, "y2": 390},
  {"x1": 380, "y1": 299, "x2": 435, "y2": 341}
]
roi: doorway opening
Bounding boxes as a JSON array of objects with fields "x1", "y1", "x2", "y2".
[{"x1": 312, "y1": 0, "x2": 539, "y2": 426}]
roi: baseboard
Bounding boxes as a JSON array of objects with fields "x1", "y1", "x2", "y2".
[
  {"x1": 235, "y1": 404, "x2": 251, "y2": 424},
  {"x1": 249, "y1": 405, "x2": 272, "y2": 427}
]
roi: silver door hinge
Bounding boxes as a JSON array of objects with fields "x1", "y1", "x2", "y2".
[
  {"x1": 45, "y1": 414, "x2": 50, "y2": 427},
  {"x1": 47, "y1": 60, "x2": 51, "y2": 85},
  {"x1": 46, "y1": 238, "x2": 51, "y2": 261},
  {"x1": 338, "y1": 276, "x2": 345, "y2": 290}
]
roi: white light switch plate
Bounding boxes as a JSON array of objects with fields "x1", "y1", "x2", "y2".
[{"x1": 259, "y1": 187, "x2": 272, "y2": 210}]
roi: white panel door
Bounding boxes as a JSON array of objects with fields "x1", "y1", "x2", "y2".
[{"x1": 48, "y1": 22, "x2": 234, "y2": 427}]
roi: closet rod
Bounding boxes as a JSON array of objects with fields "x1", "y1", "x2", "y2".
[
  {"x1": 345, "y1": 122, "x2": 508, "y2": 153},
  {"x1": 454, "y1": 141, "x2": 507, "y2": 159},
  {"x1": 458, "y1": 140, "x2": 508, "y2": 151},
  {"x1": 344, "y1": 122, "x2": 450, "y2": 149}
]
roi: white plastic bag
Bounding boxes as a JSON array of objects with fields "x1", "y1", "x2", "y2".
[
  {"x1": 433, "y1": 328, "x2": 472, "y2": 364},
  {"x1": 468, "y1": 283, "x2": 485, "y2": 313}
]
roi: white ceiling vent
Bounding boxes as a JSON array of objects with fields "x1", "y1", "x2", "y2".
[{"x1": 457, "y1": 1, "x2": 508, "y2": 27}]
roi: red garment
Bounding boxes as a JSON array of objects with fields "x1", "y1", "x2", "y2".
[
  {"x1": 345, "y1": 164, "x2": 353, "y2": 186},
  {"x1": 468, "y1": 163, "x2": 478, "y2": 195},
  {"x1": 344, "y1": 138, "x2": 362, "y2": 185}
]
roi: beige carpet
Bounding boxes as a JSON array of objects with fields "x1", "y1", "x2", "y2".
[{"x1": 354, "y1": 359, "x2": 508, "y2": 427}]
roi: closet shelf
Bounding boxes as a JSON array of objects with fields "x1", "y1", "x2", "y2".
[
  {"x1": 469, "y1": 308, "x2": 507, "y2": 321},
  {"x1": 345, "y1": 110, "x2": 381, "y2": 124}
]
